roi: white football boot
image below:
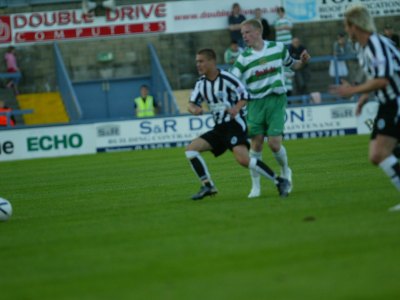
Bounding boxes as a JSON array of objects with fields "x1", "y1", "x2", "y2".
[
  {"x1": 248, "y1": 176, "x2": 261, "y2": 198},
  {"x1": 281, "y1": 167, "x2": 293, "y2": 193}
]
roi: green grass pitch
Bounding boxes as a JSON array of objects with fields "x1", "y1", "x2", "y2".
[{"x1": 0, "y1": 135, "x2": 399, "y2": 300}]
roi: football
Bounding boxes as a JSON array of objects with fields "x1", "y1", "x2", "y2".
[{"x1": 0, "y1": 197, "x2": 12, "y2": 221}]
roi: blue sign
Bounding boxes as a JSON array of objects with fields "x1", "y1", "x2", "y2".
[{"x1": 286, "y1": 0, "x2": 317, "y2": 21}]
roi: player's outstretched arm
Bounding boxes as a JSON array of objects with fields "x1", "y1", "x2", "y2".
[{"x1": 330, "y1": 78, "x2": 389, "y2": 98}]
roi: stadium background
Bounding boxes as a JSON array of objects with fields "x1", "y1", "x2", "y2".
[
  {"x1": 1, "y1": 2, "x2": 400, "y2": 299},
  {"x1": 0, "y1": 0, "x2": 398, "y2": 94}
]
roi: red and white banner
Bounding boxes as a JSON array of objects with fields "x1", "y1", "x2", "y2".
[
  {"x1": 1, "y1": 3, "x2": 167, "y2": 45},
  {"x1": 1, "y1": 0, "x2": 397, "y2": 46},
  {"x1": 0, "y1": 16, "x2": 12, "y2": 43},
  {"x1": 0, "y1": 0, "x2": 280, "y2": 46}
]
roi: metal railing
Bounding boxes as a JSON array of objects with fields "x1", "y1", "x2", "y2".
[
  {"x1": 287, "y1": 54, "x2": 358, "y2": 105},
  {"x1": 0, "y1": 72, "x2": 22, "y2": 80},
  {"x1": 54, "y1": 42, "x2": 83, "y2": 120},
  {"x1": 148, "y1": 43, "x2": 180, "y2": 115}
]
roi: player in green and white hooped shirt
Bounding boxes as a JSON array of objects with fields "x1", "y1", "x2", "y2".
[
  {"x1": 274, "y1": 6, "x2": 293, "y2": 46},
  {"x1": 231, "y1": 19, "x2": 311, "y2": 198}
]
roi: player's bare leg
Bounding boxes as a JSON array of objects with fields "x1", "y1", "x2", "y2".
[
  {"x1": 233, "y1": 145, "x2": 290, "y2": 198},
  {"x1": 248, "y1": 135, "x2": 264, "y2": 198},
  {"x1": 185, "y1": 138, "x2": 217, "y2": 200},
  {"x1": 369, "y1": 135, "x2": 400, "y2": 211}
]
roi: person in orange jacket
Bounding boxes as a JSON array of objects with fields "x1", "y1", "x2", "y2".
[{"x1": 0, "y1": 100, "x2": 15, "y2": 127}]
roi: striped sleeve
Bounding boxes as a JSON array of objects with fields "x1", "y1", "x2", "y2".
[
  {"x1": 368, "y1": 35, "x2": 388, "y2": 79},
  {"x1": 220, "y1": 70, "x2": 249, "y2": 101},
  {"x1": 363, "y1": 33, "x2": 400, "y2": 102},
  {"x1": 189, "y1": 79, "x2": 204, "y2": 106},
  {"x1": 230, "y1": 58, "x2": 244, "y2": 80},
  {"x1": 282, "y1": 45, "x2": 295, "y2": 67}
]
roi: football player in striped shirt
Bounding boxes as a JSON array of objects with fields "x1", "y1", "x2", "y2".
[
  {"x1": 330, "y1": 5, "x2": 400, "y2": 212},
  {"x1": 231, "y1": 19, "x2": 310, "y2": 198},
  {"x1": 186, "y1": 48, "x2": 291, "y2": 200},
  {"x1": 273, "y1": 7, "x2": 293, "y2": 47}
]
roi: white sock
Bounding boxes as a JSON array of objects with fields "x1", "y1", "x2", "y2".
[
  {"x1": 249, "y1": 157, "x2": 276, "y2": 182},
  {"x1": 249, "y1": 150, "x2": 262, "y2": 189},
  {"x1": 185, "y1": 150, "x2": 214, "y2": 186},
  {"x1": 379, "y1": 155, "x2": 400, "y2": 191},
  {"x1": 273, "y1": 145, "x2": 289, "y2": 175}
]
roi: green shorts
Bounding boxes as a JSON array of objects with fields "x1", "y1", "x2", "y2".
[{"x1": 246, "y1": 93, "x2": 287, "y2": 137}]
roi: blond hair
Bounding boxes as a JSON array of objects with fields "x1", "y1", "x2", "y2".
[
  {"x1": 344, "y1": 5, "x2": 376, "y2": 33},
  {"x1": 241, "y1": 18, "x2": 263, "y2": 33}
]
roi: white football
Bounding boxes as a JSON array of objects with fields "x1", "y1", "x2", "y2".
[{"x1": 0, "y1": 197, "x2": 12, "y2": 221}]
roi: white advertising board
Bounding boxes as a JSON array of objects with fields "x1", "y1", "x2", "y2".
[
  {"x1": 166, "y1": 0, "x2": 279, "y2": 34},
  {"x1": 95, "y1": 114, "x2": 214, "y2": 152},
  {"x1": 1, "y1": 102, "x2": 364, "y2": 161},
  {"x1": 284, "y1": 0, "x2": 400, "y2": 23},
  {"x1": 284, "y1": 103, "x2": 358, "y2": 139},
  {"x1": 0, "y1": 124, "x2": 96, "y2": 161},
  {"x1": 96, "y1": 103, "x2": 359, "y2": 152}
]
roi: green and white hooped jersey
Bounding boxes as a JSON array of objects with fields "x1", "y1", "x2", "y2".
[
  {"x1": 274, "y1": 18, "x2": 293, "y2": 45},
  {"x1": 230, "y1": 41, "x2": 295, "y2": 100}
]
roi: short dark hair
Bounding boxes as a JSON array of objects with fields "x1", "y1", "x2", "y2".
[
  {"x1": 197, "y1": 48, "x2": 216, "y2": 61},
  {"x1": 277, "y1": 6, "x2": 285, "y2": 14}
]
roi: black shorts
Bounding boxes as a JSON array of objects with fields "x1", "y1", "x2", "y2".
[
  {"x1": 371, "y1": 100, "x2": 400, "y2": 141},
  {"x1": 200, "y1": 119, "x2": 249, "y2": 157}
]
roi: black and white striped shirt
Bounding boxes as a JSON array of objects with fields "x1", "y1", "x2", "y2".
[
  {"x1": 190, "y1": 69, "x2": 249, "y2": 126},
  {"x1": 358, "y1": 33, "x2": 400, "y2": 104}
]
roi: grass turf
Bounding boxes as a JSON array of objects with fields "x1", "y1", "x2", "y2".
[{"x1": 0, "y1": 135, "x2": 399, "y2": 300}]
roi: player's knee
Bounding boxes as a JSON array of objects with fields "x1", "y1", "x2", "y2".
[
  {"x1": 250, "y1": 136, "x2": 264, "y2": 152},
  {"x1": 186, "y1": 143, "x2": 197, "y2": 152},
  {"x1": 268, "y1": 141, "x2": 281, "y2": 153},
  {"x1": 236, "y1": 155, "x2": 250, "y2": 168}
]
